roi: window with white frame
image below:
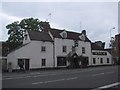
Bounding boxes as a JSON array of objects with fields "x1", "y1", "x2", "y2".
[
  {"x1": 63, "y1": 46, "x2": 67, "y2": 53},
  {"x1": 82, "y1": 47, "x2": 85, "y2": 54},
  {"x1": 24, "y1": 34, "x2": 27, "y2": 40},
  {"x1": 93, "y1": 58, "x2": 96, "y2": 64},
  {"x1": 100, "y1": 58, "x2": 103, "y2": 64},
  {"x1": 41, "y1": 46, "x2": 46, "y2": 52},
  {"x1": 107, "y1": 58, "x2": 109, "y2": 63},
  {"x1": 74, "y1": 40, "x2": 78, "y2": 47},
  {"x1": 41, "y1": 58, "x2": 46, "y2": 66}
]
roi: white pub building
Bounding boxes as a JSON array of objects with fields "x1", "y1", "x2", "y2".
[{"x1": 7, "y1": 22, "x2": 112, "y2": 71}]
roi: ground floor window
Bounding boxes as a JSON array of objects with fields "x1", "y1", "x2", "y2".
[
  {"x1": 100, "y1": 58, "x2": 103, "y2": 64},
  {"x1": 41, "y1": 58, "x2": 46, "y2": 66},
  {"x1": 57, "y1": 57, "x2": 66, "y2": 66},
  {"x1": 107, "y1": 58, "x2": 109, "y2": 63},
  {"x1": 93, "y1": 58, "x2": 96, "y2": 64},
  {"x1": 18, "y1": 58, "x2": 30, "y2": 70}
]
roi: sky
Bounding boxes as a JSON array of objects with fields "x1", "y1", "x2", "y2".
[{"x1": 0, "y1": 0, "x2": 119, "y2": 48}]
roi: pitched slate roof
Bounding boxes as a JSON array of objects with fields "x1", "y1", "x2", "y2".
[
  {"x1": 28, "y1": 30, "x2": 53, "y2": 42},
  {"x1": 8, "y1": 42, "x2": 30, "y2": 54},
  {"x1": 91, "y1": 43, "x2": 104, "y2": 50},
  {"x1": 105, "y1": 48, "x2": 112, "y2": 54},
  {"x1": 50, "y1": 28, "x2": 91, "y2": 42}
]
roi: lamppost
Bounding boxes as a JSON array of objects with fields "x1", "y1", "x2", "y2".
[{"x1": 110, "y1": 27, "x2": 115, "y2": 65}]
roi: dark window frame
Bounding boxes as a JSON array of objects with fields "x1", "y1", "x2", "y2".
[
  {"x1": 24, "y1": 34, "x2": 27, "y2": 40},
  {"x1": 93, "y1": 58, "x2": 96, "y2": 64},
  {"x1": 74, "y1": 40, "x2": 78, "y2": 47},
  {"x1": 82, "y1": 47, "x2": 85, "y2": 54},
  {"x1": 100, "y1": 58, "x2": 103, "y2": 64},
  {"x1": 41, "y1": 46, "x2": 46, "y2": 52},
  {"x1": 107, "y1": 58, "x2": 109, "y2": 63},
  {"x1": 41, "y1": 58, "x2": 46, "y2": 66},
  {"x1": 63, "y1": 46, "x2": 67, "y2": 53}
]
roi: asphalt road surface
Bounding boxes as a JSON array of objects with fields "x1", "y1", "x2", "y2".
[{"x1": 2, "y1": 65, "x2": 120, "y2": 89}]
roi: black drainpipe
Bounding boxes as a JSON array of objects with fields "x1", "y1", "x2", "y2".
[{"x1": 53, "y1": 38, "x2": 55, "y2": 68}]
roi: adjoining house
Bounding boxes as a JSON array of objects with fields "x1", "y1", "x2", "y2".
[
  {"x1": 113, "y1": 34, "x2": 120, "y2": 65},
  {"x1": 0, "y1": 42, "x2": 8, "y2": 71},
  {"x1": 91, "y1": 41, "x2": 112, "y2": 66},
  {"x1": 7, "y1": 30, "x2": 54, "y2": 70}
]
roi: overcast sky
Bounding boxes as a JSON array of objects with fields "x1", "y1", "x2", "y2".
[{"x1": 0, "y1": 1, "x2": 118, "y2": 48}]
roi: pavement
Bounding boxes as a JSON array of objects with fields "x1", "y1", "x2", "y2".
[{"x1": 2, "y1": 65, "x2": 120, "y2": 89}]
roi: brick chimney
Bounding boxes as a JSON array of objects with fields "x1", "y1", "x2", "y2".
[
  {"x1": 40, "y1": 21, "x2": 51, "y2": 32},
  {"x1": 81, "y1": 30, "x2": 86, "y2": 36}
]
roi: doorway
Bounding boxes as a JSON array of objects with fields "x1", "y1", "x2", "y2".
[{"x1": 18, "y1": 58, "x2": 30, "y2": 70}]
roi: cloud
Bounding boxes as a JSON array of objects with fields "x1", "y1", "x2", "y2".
[
  {"x1": 0, "y1": 13, "x2": 24, "y2": 41},
  {"x1": 1, "y1": 2, "x2": 118, "y2": 48}
]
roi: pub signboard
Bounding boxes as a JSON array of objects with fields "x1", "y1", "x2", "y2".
[{"x1": 92, "y1": 52, "x2": 107, "y2": 55}]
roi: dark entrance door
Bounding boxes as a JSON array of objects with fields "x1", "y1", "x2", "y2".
[
  {"x1": 57, "y1": 57, "x2": 66, "y2": 66},
  {"x1": 18, "y1": 59, "x2": 30, "y2": 70},
  {"x1": 81, "y1": 57, "x2": 89, "y2": 68},
  {"x1": 25, "y1": 59, "x2": 29, "y2": 70}
]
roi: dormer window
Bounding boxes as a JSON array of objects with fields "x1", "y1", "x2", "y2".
[
  {"x1": 79, "y1": 34, "x2": 85, "y2": 41},
  {"x1": 60, "y1": 31, "x2": 67, "y2": 39},
  {"x1": 24, "y1": 34, "x2": 27, "y2": 40},
  {"x1": 63, "y1": 32, "x2": 67, "y2": 38}
]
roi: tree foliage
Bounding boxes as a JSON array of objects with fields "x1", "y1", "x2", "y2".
[
  {"x1": 20, "y1": 18, "x2": 41, "y2": 31},
  {"x1": 6, "y1": 21, "x2": 23, "y2": 51}
]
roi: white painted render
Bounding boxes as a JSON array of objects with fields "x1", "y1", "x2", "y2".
[
  {"x1": 23, "y1": 30, "x2": 31, "y2": 45},
  {"x1": 54, "y1": 38, "x2": 92, "y2": 67},
  {"x1": 7, "y1": 30, "x2": 112, "y2": 70},
  {"x1": 91, "y1": 50, "x2": 112, "y2": 65},
  {"x1": 7, "y1": 41, "x2": 53, "y2": 70}
]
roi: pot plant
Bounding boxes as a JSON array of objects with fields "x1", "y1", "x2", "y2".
[{"x1": 8, "y1": 62, "x2": 12, "y2": 72}]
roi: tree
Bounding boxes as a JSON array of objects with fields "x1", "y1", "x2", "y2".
[
  {"x1": 6, "y1": 21, "x2": 24, "y2": 51},
  {"x1": 19, "y1": 18, "x2": 41, "y2": 31}
]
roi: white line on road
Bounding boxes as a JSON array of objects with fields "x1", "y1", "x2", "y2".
[
  {"x1": 2, "y1": 73, "x2": 57, "y2": 80},
  {"x1": 92, "y1": 73, "x2": 105, "y2": 76},
  {"x1": 3, "y1": 66, "x2": 117, "y2": 80},
  {"x1": 32, "y1": 77, "x2": 78, "y2": 85},
  {"x1": 92, "y1": 82, "x2": 120, "y2": 90},
  {"x1": 92, "y1": 71, "x2": 115, "y2": 77}
]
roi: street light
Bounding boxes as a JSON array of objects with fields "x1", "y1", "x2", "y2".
[{"x1": 110, "y1": 27, "x2": 115, "y2": 65}]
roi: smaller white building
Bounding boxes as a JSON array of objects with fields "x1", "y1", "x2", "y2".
[
  {"x1": 91, "y1": 42, "x2": 112, "y2": 66},
  {"x1": 7, "y1": 30, "x2": 54, "y2": 70}
]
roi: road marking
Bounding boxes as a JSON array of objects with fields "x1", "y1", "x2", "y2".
[
  {"x1": 32, "y1": 77, "x2": 78, "y2": 85},
  {"x1": 92, "y1": 73, "x2": 105, "y2": 76},
  {"x1": 92, "y1": 71, "x2": 115, "y2": 77},
  {"x1": 92, "y1": 82, "x2": 120, "y2": 90},
  {"x1": 3, "y1": 66, "x2": 117, "y2": 80},
  {"x1": 105, "y1": 71, "x2": 114, "y2": 74}
]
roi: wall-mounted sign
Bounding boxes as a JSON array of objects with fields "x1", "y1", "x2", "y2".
[{"x1": 92, "y1": 52, "x2": 107, "y2": 55}]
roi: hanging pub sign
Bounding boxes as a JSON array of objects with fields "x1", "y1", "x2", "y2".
[{"x1": 92, "y1": 52, "x2": 107, "y2": 55}]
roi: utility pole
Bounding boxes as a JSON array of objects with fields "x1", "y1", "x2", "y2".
[
  {"x1": 49, "y1": 13, "x2": 51, "y2": 23},
  {"x1": 46, "y1": 13, "x2": 52, "y2": 23},
  {"x1": 110, "y1": 27, "x2": 115, "y2": 65}
]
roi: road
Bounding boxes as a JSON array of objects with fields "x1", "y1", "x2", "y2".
[{"x1": 2, "y1": 65, "x2": 120, "y2": 89}]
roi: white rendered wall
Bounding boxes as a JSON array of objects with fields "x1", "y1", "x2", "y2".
[
  {"x1": 91, "y1": 50, "x2": 112, "y2": 65},
  {"x1": 54, "y1": 38, "x2": 92, "y2": 67},
  {"x1": 7, "y1": 41, "x2": 53, "y2": 70}
]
